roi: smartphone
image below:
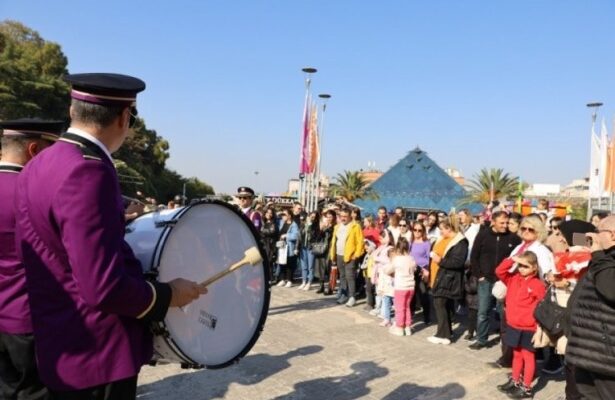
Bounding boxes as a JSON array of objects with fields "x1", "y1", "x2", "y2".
[{"x1": 572, "y1": 232, "x2": 590, "y2": 247}]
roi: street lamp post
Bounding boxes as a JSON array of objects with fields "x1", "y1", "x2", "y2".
[
  {"x1": 316, "y1": 94, "x2": 331, "y2": 206},
  {"x1": 587, "y1": 101, "x2": 603, "y2": 219}
]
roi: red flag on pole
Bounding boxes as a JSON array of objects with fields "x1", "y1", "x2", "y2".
[{"x1": 299, "y1": 94, "x2": 311, "y2": 174}]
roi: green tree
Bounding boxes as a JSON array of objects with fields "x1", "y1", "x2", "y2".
[
  {"x1": 113, "y1": 118, "x2": 214, "y2": 202},
  {"x1": 152, "y1": 169, "x2": 214, "y2": 204},
  {"x1": 1, "y1": 20, "x2": 216, "y2": 201},
  {"x1": 0, "y1": 20, "x2": 70, "y2": 120},
  {"x1": 462, "y1": 167, "x2": 519, "y2": 205},
  {"x1": 114, "y1": 118, "x2": 169, "y2": 176},
  {"x1": 329, "y1": 170, "x2": 379, "y2": 202}
]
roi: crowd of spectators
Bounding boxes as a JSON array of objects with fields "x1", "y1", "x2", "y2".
[{"x1": 261, "y1": 200, "x2": 615, "y2": 399}]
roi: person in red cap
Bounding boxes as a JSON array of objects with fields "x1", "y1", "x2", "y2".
[
  {"x1": 15, "y1": 73, "x2": 206, "y2": 399},
  {"x1": 0, "y1": 118, "x2": 63, "y2": 399}
]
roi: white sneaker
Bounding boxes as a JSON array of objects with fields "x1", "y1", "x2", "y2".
[
  {"x1": 389, "y1": 326, "x2": 405, "y2": 336},
  {"x1": 276, "y1": 280, "x2": 286, "y2": 287},
  {"x1": 345, "y1": 297, "x2": 356, "y2": 307},
  {"x1": 284, "y1": 281, "x2": 292, "y2": 288},
  {"x1": 298, "y1": 282, "x2": 306, "y2": 290},
  {"x1": 369, "y1": 308, "x2": 380, "y2": 316},
  {"x1": 404, "y1": 327, "x2": 412, "y2": 336},
  {"x1": 427, "y1": 336, "x2": 450, "y2": 345},
  {"x1": 302, "y1": 283, "x2": 311, "y2": 291}
]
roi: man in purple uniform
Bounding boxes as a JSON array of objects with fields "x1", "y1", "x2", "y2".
[
  {"x1": 14, "y1": 73, "x2": 206, "y2": 399},
  {"x1": 0, "y1": 118, "x2": 64, "y2": 399},
  {"x1": 237, "y1": 186, "x2": 262, "y2": 230}
]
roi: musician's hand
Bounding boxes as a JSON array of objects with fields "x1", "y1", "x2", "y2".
[
  {"x1": 126, "y1": 201, "x2": 145, "y2": 217},
  {"x1": 168, "y1": 278, "x2": 207, "y2": 307}
]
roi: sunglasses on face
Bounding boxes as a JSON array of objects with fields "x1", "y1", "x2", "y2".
[
  {"x1": 128, "y1": 107, "x2": 138, "y2": 128},
  {"x1": 413, "y1": 228, "x2": 423, "y2": 232},
  {"x1": 520, "y1": 226, "x2": 536, "y2": 233},
  {"x1": 399, "y1": 224, "x2": 407, "y2": 227}
]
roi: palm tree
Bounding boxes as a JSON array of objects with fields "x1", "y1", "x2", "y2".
[
  {"x1": 328, "y1": 170, "x2": 380, "y2": 202},
  {"x1": 461, "y1": 168, "x2": 519, "y2": 205}
]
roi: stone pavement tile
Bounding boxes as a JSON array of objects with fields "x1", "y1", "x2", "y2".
[{"x1": 138, "y1": 286, "x2": 565, "y2": 399}]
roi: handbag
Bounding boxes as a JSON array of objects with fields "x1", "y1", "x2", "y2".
[
  {"x1": 534, "y1": 285, "x2": 566, "y2": 338},
  {"x1": 329, "y1": 265, "x2": 338, "y2": 291},
  {"x1": 277, "y1": 244, "x2": 288, "y2": 265},
  {"x1": 311, "y1": 241, "x2": 328, "y2": 256}
]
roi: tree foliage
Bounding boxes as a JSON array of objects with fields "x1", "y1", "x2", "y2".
[
  {"x1": 0, "y1": 20, "x2": 70, "y2": 121},
  {"x1": 114, "y1": 118, "x2": 214, "y2": 200},
  {"x1": 328, "y1": 170, "x2": 379, "y2": 202},
  {"x1": 1, "y1": 20, "x2": 215, "y2": 202},
  {"x1": 462, "y1": 168, "x2": 519, "y2": 205}
]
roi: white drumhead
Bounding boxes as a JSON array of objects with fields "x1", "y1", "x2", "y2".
[
  {"x1": 125, "y1": 208, "x2": 183, "y2": 273},
  {"x1": 157, "y1": 202, "x2": 268, "y2": 367}
]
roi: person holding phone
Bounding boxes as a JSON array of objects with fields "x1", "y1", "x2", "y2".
[
  {"x1": 543, "y1": 220, "x2": 594, "y2": 400},
  {"x1": 567, "y1": 216, "x2": 615, "y2": 399}
]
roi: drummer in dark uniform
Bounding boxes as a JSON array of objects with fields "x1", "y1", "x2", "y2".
[
  {"x1": 237, "y1": 186, "x2": 262, "y2": 230},
  {"x1": 14, "y1": 73, "x2": 206, "y2": 399},
  {"x1": 0, "y1": 118, "x2": 63, "y2": 399}
]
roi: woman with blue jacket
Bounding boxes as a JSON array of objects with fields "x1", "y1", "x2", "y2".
[{"x1": 276, "y1": 209, "x2": 300, "y2": 288}]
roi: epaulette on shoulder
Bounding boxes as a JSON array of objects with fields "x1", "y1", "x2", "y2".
[
  {"x1": 59, "y1": 137, "x2": 103, "y2": 161},
  {"x1": 76, "y1": 144, "x2": 103, "y2": 161},
  {"x1": 81, "y1": 148, "x2": 103, "y2": 161}
]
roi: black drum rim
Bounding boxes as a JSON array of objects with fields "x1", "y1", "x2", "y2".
[{"x1": 158, "y1": 198, "x2": 271, "y2": 369}]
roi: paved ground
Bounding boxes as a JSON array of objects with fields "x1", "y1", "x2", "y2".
[{"x1": 137, "y1": 285, "x2": 566, "y2": 399}]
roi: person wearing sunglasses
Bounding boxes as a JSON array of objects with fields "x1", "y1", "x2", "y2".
[
  {"x1": 495, "y1": 251, "x2": 546, "y2": 399},
  {"x1": 14, "y1": 74, "x2": 207, "y2": 398},
  {"x1": 409, "y1": 222, "x2": 432, "y2": 324},
  {"x1": 567, "y1": 215, "x2": 615, "y2": 399},
  {"x1": 511, "y1": 215, "x2": 555, "y2": 278},
  {"x1": 398, "y1": 220, "x2": 412, "y2": 243}
]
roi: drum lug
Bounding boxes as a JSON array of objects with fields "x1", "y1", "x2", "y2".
[
  {"x1": 155, "y1": 220, "x2": 177, "y2": 228},
  {"x1": 151, "y1": 323, "x2": 170, "y2": 338},
  {"x1": 180, "y1": 362, "x2": 204, "y2": 370}
]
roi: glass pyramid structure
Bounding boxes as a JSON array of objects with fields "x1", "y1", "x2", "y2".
[{"x1": 355, "y1": 147, "x2": 476, "y2": 215}]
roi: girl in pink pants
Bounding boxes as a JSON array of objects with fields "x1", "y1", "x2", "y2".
[{"x1": 385, "y1": 236, "x2": 416, "y2": 336}]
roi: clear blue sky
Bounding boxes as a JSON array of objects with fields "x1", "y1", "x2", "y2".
[{"x1": 3, "y1": 1, "x2": 615, "y2": 195}]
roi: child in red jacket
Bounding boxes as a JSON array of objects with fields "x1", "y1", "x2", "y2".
[{"x1": 495, "y1": 251, "x2": 546, "y2": 399}]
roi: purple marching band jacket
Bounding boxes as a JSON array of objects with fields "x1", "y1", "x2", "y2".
[
  {"x1": 0, "y1": 162, "x2": 32, "y2": 335},
  {"x1": 14, "y1": 132, "x2": 172, "y2": 391},
  {"x1": 244, "y1": 208, "x2": 262, "y2": 230}
]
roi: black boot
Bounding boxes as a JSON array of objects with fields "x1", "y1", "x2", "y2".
[
  {"x1": 497, "y1": 377, "x2": 518, "y2": 394},
  {"x1": 507, "y1": 383, "x2": 533, "y2": 399},
  {"x1": 316, "y1": 284, "x2": 324, "y2": 294}
]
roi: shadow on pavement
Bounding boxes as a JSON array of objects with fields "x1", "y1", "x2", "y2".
[
  {"x1": 532, "y1": 370, "x2": 565, "y2": 394},
  {"x1": 268, "y1": 297, "x2": 339, "y2": 316},
  {"x1": 382, "y1": 382, "x2": 466, "y2": 400},
  {"x1": 137, "y1": 345, "x2": 323, "y2": 399},
  {"x1": 272, "y1": 361, "x2": 388, "y2": 400}
]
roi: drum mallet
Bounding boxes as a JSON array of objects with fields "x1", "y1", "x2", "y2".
[{"x1": 199, "y1": 247, "x2": 262, "y2": 287}]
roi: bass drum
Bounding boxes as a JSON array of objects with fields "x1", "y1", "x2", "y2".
[{"x1": 125, "y1": 200, "x2": 270, "y2": 368}]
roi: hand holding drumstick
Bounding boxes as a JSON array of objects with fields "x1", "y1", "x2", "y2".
[
  {"x1": 168, "y1": 279, "x2": 208, "y2": 308},
  {"x1": 167, "y1": 247, "x2": 262, "y2": 308}
]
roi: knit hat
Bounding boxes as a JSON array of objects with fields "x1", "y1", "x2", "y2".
[{"x1": 558, "y1": 220, "x2": 596, "y2": 246}]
